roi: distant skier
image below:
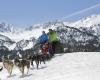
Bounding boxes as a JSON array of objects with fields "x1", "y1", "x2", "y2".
[{"x1": 48, "y1": 29, "x2": 59, "y2": 56}]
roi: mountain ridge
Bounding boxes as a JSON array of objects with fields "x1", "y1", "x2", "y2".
[{"x1": 0, "y1": 14, "x2": 100, "y2": 50}]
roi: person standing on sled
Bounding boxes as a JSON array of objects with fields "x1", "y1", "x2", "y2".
[
  {"x1": 48, "y1": 29, "x2": 59, "y2": 56},
  {"x1": 38, "y1": 31, "x2": 49, "y2": 54}
]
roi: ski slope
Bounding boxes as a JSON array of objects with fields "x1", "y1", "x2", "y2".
[{"x1": 0, "y1": 52, "x2": 100, "y2": 80}]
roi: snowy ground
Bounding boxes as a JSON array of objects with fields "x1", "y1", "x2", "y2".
[{"x1": 0, "y1": 52, "x2": 100, "y2": 80}]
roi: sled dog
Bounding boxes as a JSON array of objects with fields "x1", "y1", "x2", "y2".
[{"x1": 14, "y1": 58, "x2": 30, "y2": 75}]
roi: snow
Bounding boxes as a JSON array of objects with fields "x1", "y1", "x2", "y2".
[
  {"x1": 0, "y1": 25, "x2": 56, "y2": 42},
  {"x1": 0, "y1": 14, "x2": 100, "y2": 42},
  {"x1": 23, "y1": 42, "x2": 33, "y2": 50},
  {"x1": 7, "y1": 43, "x2": 16, "y2": 50},
  {"x1": 68, "y1": 15, "x2": 100, "y2": 28},
  {"x1": 0, "y1": 52, "x2": 100, "y2": 80}
]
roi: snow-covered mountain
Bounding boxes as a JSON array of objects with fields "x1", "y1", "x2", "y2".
[
  {"x1": 0, "y1": 21, "x2": 60, "y2": 50},
  {"x1": 0, "y1": 34, "x2": 15, "y2": 50},
  {"x1": 67, "y1": 14, "x2": 100, "y2": 36},
  {"x1": 0, "y1": 14, "x2": 100, "y2": 50},
  {"x1": 0, "y1": 22, "x2": 13, "y2": 32},
  {"x1": 68, "y1": 15, "x2": 100, "y2": 28}
]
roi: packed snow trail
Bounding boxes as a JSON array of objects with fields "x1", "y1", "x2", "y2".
[{"x1": 0, "y1": 52, "x2": 100, "y2": 80}]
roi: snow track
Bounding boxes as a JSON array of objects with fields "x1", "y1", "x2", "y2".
[{"x1": 0, "y1": 52, "x2": 100, "y2": 80}]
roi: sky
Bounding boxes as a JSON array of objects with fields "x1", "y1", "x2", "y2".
[{"x1": 0, "y1": 0, "x2": 100, "y2": 27}]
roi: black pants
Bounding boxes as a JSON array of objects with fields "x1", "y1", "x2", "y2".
[{"x1": 50, "y1": 41, "x2": 58, "y2": 55}]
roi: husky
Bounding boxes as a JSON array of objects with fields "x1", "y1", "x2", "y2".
[
  {"x1": 30, "y1": 52, "x2": 46, "y2": 69},
  {"x1": 14, "y1": 58, "x2": 30, "y2": 76},
  {"x1": 2, "y1": 56, "x2": 14, "y2": 76}
]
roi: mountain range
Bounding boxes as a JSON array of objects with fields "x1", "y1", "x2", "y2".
[{"x1": 0, "y1": 14, "x2": 100, "y2": 51}]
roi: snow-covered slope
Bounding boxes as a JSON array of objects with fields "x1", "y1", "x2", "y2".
[
  {"x1": 0, "y1": 21, "x2": 58, "y2": 42},
  {"x1": 67, "y1": 15, "x2": 100, "y2": 28},
  {"x1": 0, "y1": 34, "x2": 14, "y2": 50},
  {"x1": 0, "y1": 52, "x2": 100, "y2": 80},
  {"x1": 0, "y1": 22, "x2": 14, "y2": 32},
  {"x1": 0, "y1": 21, "x2": 60, "y2": 50}
]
